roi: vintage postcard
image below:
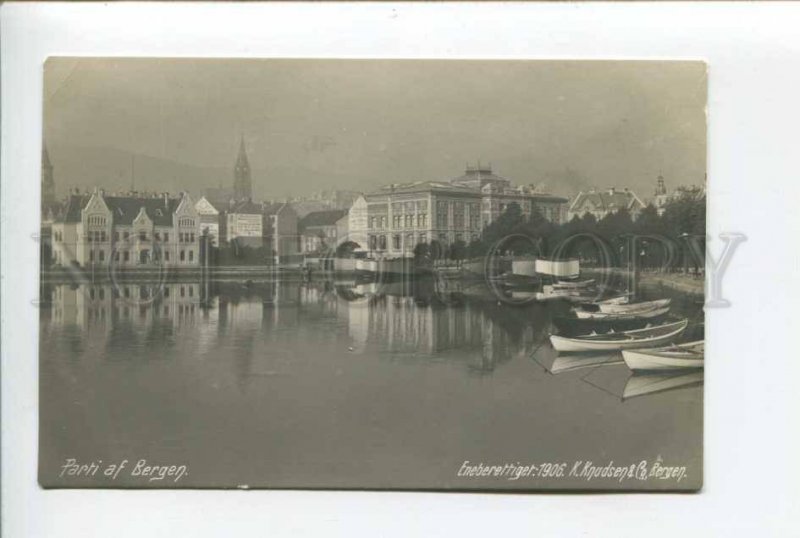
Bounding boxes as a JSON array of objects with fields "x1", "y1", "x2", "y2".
[{"x1": 39, "y1": 58, "x2": 706, "y2": 490}]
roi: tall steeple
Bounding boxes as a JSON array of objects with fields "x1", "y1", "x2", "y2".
[
  {"x1": 655, "y1": 174, "x2": 667, "y2": 196},
  {"x1": 42, "y1": 143, "x2": 55, "y2": 207},
  {"x1": 233, "y1": 135, "x2": 252, "y2": 200}
]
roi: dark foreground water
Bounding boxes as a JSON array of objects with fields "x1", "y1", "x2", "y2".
[{"x1": 39, "y1": 277, "x2": 703, "y2": 490}]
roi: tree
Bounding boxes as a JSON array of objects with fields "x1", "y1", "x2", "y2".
[{"x1": 449, "y1": 240, "x2": 467, "y2": 263}]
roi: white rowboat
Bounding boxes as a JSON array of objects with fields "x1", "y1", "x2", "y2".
[
  {"x1": 574, "y1": 305, "x2": 670, "y2": 320},
  {"x1": 598, "y1": 298, "x2": 671, "y2": 314},
  {"x1": 549, "y1": 319, "x2": 689, "y2": 353},
  {"x1": 621, "y1": 341, "x2": 704, "y2": 371}
]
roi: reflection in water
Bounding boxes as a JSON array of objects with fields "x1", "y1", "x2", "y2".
[
  {"x1": 39, "y1": 277, "x2": 704, "y2": 488},
  {"x1": 43, "y1": 278, "x2": 553, "y2": 377},
  {"x1": 623, "y1": 370, "x2": 704, "y2": 401}
]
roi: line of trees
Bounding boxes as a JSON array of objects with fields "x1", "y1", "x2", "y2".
[{"x1": 414, "y1": 186, "x2": 706, "y2": 270}]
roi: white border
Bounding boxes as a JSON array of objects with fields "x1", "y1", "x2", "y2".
[{"x1": 3, "y1": 3, "x2": 800, "y2": 536}]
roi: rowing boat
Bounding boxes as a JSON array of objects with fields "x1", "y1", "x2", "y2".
[
  {"x1": 598, "y1": 298, "x2": 671, "y2": 314},
  {"x1": 574, "y1": 305, "x2": 670, "y2": 320},
  {"x1": 621, "y1": 340, "x2": 704, "y2": 371},
  {"x1": 549, "y1": 319, "x2": 689, "y2": 352},
  {"x1": 596, "y1": 295, "x2": 631, "y2": 305}
]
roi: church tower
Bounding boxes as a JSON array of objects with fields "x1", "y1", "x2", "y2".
[
  {"x1": 42, "y1": 143, "x2": 55, "y2": 208},
  {"x1": 233, "y1": 136, "x2": 252, "y2": 201}
]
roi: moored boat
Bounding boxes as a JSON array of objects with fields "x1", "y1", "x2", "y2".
[
  {"x1": 596, "y1": 294, "x2": 631, "y2": 305},
  {"x1": 573, "y1": 305, "x2": 670, "y2": 320},
  {"x1": 549, "y1": 319, "x2": 688, "y2": 353},
  {"x1": 621, "y1": 341, "x2": 704, "y2": 371},
  {"x1": 597, "y1": 298, "x2": 671, "y2": 314}
]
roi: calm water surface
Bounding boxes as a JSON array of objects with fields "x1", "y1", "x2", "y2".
[{"x1": 39, "y1": 277, "x2": 703, "y2": 489}]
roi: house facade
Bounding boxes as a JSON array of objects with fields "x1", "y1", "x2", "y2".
[
  {"x1": 567, "y1": 187, "x2": 646, "y2": 222},
  {"x1": 50, "y1": 190, "x2": 201, "y2": 267},
  {"x1": 298, "y1": 209, "x2": 348, "y2": 254},
  {"x1": 194, "y1": 196, "x2": 222, "y2": 244}
]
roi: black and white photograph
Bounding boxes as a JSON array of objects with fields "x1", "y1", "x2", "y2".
[{"x1": 38, "y1": 58, "x2": 706, "y2": 491}]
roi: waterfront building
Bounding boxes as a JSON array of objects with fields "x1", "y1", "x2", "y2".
[
  {"x1": 263, "y1": 202, "x2": 300, "y2": 264},
  {"x1": 225, "y1": 199, "x2": 265, "y2": 245},
  {"x1": 50, "y1": 190, "x2": 201, "y2": 268},
  {"x1": 298, "y1": 209, "x2": 348, "y2": 254},
  {"x1": 348, "y1": 165, "x2": 569, "y2": 258},
  {"x1": 194, "y1": 196, "x2": 222, "y2": 244},
  {"x1": 567, "y1": 186, "x2": 646, "y2": 222}
]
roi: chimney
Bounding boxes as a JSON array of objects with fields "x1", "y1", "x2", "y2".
[
  {"x1": 164, "y1": 192, "x2": 169, "y2": 209},
  {"x1": 608, "y1": 187, "x2": 616, "y2": 195}
]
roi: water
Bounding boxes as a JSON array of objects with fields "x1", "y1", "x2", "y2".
[{"x1": 39, "y1": 277, "x2": 703, "y2": 490}]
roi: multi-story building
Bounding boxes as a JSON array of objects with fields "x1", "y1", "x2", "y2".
[
  {"x1": 50, "y1": 189, "x2": 201, "y2": 267},
  {"x1": 347, "y1": 165, "x2": 569, "y2": 258},
  {"x1": 194, "y1": 196, "x2": 222, "y2": 244},
  {"x1": 225, "y1": 200, "x2": 265, "y2": 245},
  {"x1": 298, "y1": 209, "x2": 348, "y2": 254},
  {"x1": 567, "y1": 186, "x2": 646, "y2": 222}
]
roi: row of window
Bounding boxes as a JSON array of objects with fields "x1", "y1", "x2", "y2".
[
  {"x1": 79, "y1": 231, "x2": 197, "y2": 243},
  {"x1": 366, "y1": 232, "x2": 479, "y2": 251}
]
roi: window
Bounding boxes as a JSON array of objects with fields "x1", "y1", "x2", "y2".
[
  {"x1": 378, "y1": 235, "x2": 387, "y2": 250},
  {"x1": 154, "y1": 232, "x2": 161, "y2": 241},
  {"x1": 124, "y1": 287, "x2": 130, "y2": 298},
  {"x1": 99, "y1": 250, "x2": 105, "y2": 262},
  {"x1": 405, "y1": 215, "x2": 414, "y2": 228},
  {"x1": 392, "y1": 235, "x2": 401, "y2": 250},
  {"x1": 164, "y1": 233, "x2": 169, "y2": 242},
  {"x1": 100, "y1": 231, "x2": 107, "y2": 242},
  {"x1": 180, "y1": 250, "x2": 185, "y2": 261},
  {"x1": 123, "y1": 232, "x2": 130, "y2": 240},
  {"x1": 114, "y1": 251, "x2": 120, "y2": 261},
  {"x1": 179, "y1": 233, "x2": 184, "y2": 243},
  {"x1": 87, "y1": 233, "x2": 92, "y2": 243},
  {"x1": 393, "y1": 215, "x2": 402, "y2": 228},
  {"x1": 164, "y1": 287, "x2": 170, "y2": 298},
  {"x1": 188, "y1": 287, "x2": 193, "y2": 297},
  {"x1": 89, "y1": 250, "x2": 94, "y2": 261},
  {"x1": 369, "y1": 235, "x2": 377, "y2": 250},
  {"x1": 123, "y1": 251, "x2": 130, "y2": 262},
  {"x1": 188, "y1": 250, "x2": 194, "y2": 262},
  {"x1": 165, "y1": 251, "x2": 170, "y2": 261},
  {"x1": 180, "y1": 286, "x2": 185, "y2": 297},
  {"x1": 190, "y1": 233, "x2": 195, "y2": 243},
  {"x1": 114, "y1": 231, "x2": 120, "y2": 241},
  {"x1": 139, "y1": 231, "x2": 147, "y2": 241}
]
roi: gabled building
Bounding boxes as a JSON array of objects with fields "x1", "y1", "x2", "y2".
[
  {"x1": 567, "y1": 187, "x2": 646, "y2": 222},
  {"x1": 194, "y1": 196, "x2": 222, "y2": 245},
  {"x1": 298, "y1": 209, "x2": 348, "y2": 254},
  {"x1": 50, "y1": 190, "x2": 201, "y2": 267}
]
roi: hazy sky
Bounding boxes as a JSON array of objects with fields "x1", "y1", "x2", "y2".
[{"x1": 43, "y1": 58, "x2": 706, "y2": 199}]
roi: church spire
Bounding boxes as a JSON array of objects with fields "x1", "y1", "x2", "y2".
[
  {"x1": 233, "y1": 135, "x2": 252, "y2": 200},
  {"x1": 42, "y1": 142, "x2": 55, "y2": 207}
]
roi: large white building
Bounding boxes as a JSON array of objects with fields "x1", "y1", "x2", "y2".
[
  {"x1": 51, "y1": 190, "x2": 202, "y2": 268},
  {"x1": 347, "y1": 165, "x2": 569, "y2": 258}
]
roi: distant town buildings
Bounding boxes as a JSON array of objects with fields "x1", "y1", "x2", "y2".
[
  {"x1": 51, "y1": 190, "x2": 201, "y2": 267},
  {"x1": 567, "y1": 186, "x2": 647, "y2": 222},
  {"x1": 347, "y1": 164, "x2": 569, "y2": 258}
]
